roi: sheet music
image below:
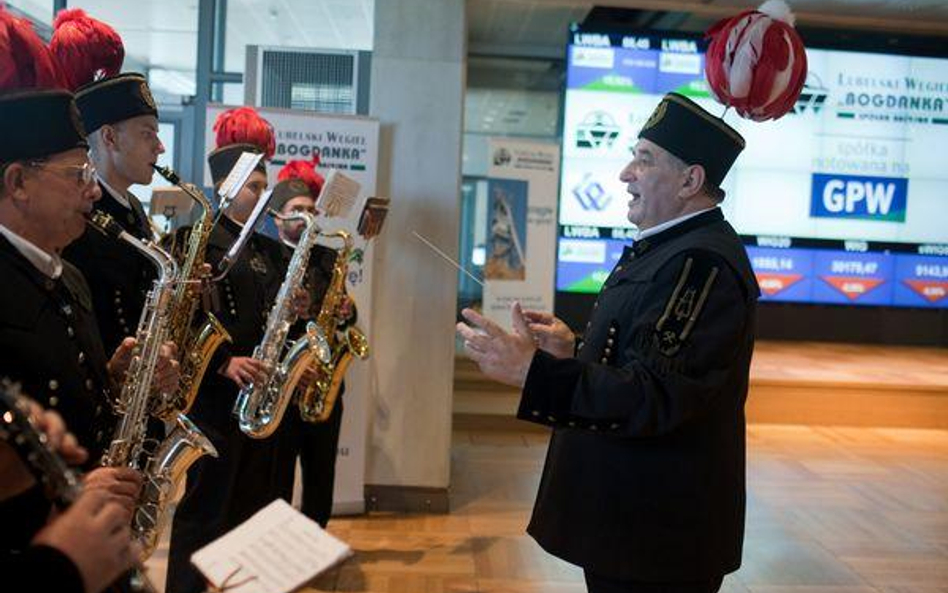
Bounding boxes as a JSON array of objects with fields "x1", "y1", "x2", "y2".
[
  {"x1": 315, "y1": 170, "x2": 361, "y2": 218},
  {"x1": 218, "y1": 188, "x2": 274, "y2": 274},
  {"x1": 218, "y1": 152, "x2": 265, "y2": 207},
  {"x1": 191, "y1": 499, "x2": 352, "y2": 593}
]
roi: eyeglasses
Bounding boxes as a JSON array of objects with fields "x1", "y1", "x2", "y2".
[{"x1": 27, "y1": 161, "x2": 97, "y2": 186}]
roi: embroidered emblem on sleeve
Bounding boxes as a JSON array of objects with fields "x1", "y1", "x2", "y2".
[{"x1": 653, "y1": 256, "x2": 720, "y2": 356}]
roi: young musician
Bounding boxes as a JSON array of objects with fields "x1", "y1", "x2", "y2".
[
  {"x1": 268, "y1": 157, "x2": 357, "y2": 527},
  {"x1": 52, "y1": 10, "x2": 167, "y2": 356},
  {"x1": 166, "y1": 107, "x2": 301, "y2": 593}
]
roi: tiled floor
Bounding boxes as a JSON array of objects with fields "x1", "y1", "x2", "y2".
[{"x1": 146, "y1": 424, "x2": 948, "y2": 593}]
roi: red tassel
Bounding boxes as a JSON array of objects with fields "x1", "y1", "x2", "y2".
[
  {"x1": 49, "y1": 8, "x2": 124, "y2": 91},
  {"x1": 0, "y1": 7, "x2": 66, "y2": 90},
  {"x1": 277, "y1": 155, "x2": 325, "y2": 198},
  {"x1": 214, "y1": 107, "x2": 276, "y2": 159}
]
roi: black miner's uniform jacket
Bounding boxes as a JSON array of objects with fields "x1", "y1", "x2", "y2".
[
  {"x1": 519, "y1": 208, "x2": 760, "y2": 582},
  {"x1": 62, "y1": 183, "x2": 157, "y2": 355},
  {"x1": 0, "y1": 235, "x2": 116, "y2": 560},
  {"x1": 0, "y1": 237, "x2": 116, "y2": 463}
]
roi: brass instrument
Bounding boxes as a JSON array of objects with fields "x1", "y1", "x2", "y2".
[
  {"x1": 88, "y1": 212, "x2": 217, "y2": 559},
  {"x1": 298, "y1": 230, "x2": 369, "y2": 423},
  {"x1": 152, "y1": 164, "x2": 232, "y2": 419},
  {"x1": 233, "y1": 211, "x2": 331, "y2": 439}
]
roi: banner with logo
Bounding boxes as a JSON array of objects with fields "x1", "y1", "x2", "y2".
[
  {"x1": 483, "y1": 139, "x2": 559, "y2": 327},
  {"x1": 206, "y1": 105, "x2": 379, "y2": 514}
]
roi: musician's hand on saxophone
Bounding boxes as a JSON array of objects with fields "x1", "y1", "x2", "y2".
[
  {"x1": 83, "y1": 466, "x2": 143, "y2": 519},
  {"x1": 152, "y1": 341, "x2": 181, "y2": 396},
  {"x1": 220, "y1": 356, "x2": 270, "y2": 390},
  {"x1": 32, "y1": 488, "x2": 143, "y2": 593},
  {"x1": 291, "y1": 286, "x2": 312, "y2": 319},
  {"x1": 296, "y1": 365, "x2": 320, "y2": 393},
  {"x1": 335, "y1": 293, "x2": 356, "y2": 324},
  {"x1": 187, "y1": 262, "x2": 213, "y2": 299},
  {"x1": 107, "y1": 338, "x2": 181, "y2": 397},
  {"x1": 106, "y1": 337, "x2": 138, "y2": 385}
]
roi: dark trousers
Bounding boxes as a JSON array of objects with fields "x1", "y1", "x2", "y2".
[
  {"x1": 584, "y1": 572, "x2": 723, "y2": 593},
  {"x1": 165, "y1": 388, "x2": 296, "y2": 593},
  {"x1": 290, "y1": 395, "x2": 343, "y2": 527},
  {"x1": 298, "y1": 397, "x2": 343, "y2": 526}
]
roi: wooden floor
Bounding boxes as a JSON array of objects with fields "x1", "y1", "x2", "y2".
[
  {"x1": 749, "y1": 341, "x2": 948, "y2": 387},
  {"x1": 455, "y1": 342, "x2": 948, "y2": 428},
  {"x1": 146, "y1": 422, "x2": 948, "y2": 593}
]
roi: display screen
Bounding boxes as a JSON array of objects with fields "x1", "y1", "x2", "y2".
[{"x1": 557, "y1": 26, "x2": 948, "y2": 308}]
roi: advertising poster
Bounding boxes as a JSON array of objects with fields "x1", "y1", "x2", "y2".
[
  {"x1": 484, "y1": 179, "x2": 528, "y2": 281},
  {"x1": 483, "y1": 139, "x2": 560, "y2": 327}
]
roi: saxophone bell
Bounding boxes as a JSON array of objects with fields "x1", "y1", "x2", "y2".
[
  {"x1": 135, "y1": 413, "x2": 218, "y2": 557},
  {"x1": 297, "y1": 230, "x2": 370, "y2": 424},
  {"x1": 150, "y1": 163, "x2": 233, "y2": 419},
  {"x1": 234, "y1": 212, "x2": 328, "y2": 438}
]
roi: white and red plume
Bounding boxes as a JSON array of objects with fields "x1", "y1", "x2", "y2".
[{"x1": 704, "y1": 0, "x2": 807, "y2": 121}]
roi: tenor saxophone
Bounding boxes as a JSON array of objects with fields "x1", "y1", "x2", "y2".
[
  {"x1": 87, "y1": 212, "x2": 218, "y2": 559},
  {"x1": 233, "y1": 211, "x2": 330, "y2": 439},
  {"x1": 297, "y1": 230, "x2": 369, "y2": 423},
  {"x1": 151, "y1": 164, "x2": 232, "y2": 419}
]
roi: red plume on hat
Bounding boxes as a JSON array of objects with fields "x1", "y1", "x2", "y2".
[
  {"x1": 213, "y1": 106, "x2": 276, "y2": 159},
  {"x1": 0, "y1": 7, "x2": 66, "y2": 90},
  {"x1": 49, "y1": 8, "x2": 124, "y2": 92},
  {"x1": 704, "y1": 0, "x2": 807, "y2": 121},
  {"x1": 277, "y1": 155, "x2": 324, "y2": 198}
]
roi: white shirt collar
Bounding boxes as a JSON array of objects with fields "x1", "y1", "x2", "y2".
[
  {"x1": 97, "y1": 175, "x2": 132, "y2": 210},
  {"x1": 634, "y1": 206, "x2": 719, "y2": 242},
  {"x1": 0, "y1": 222, "x2": 64, "y2": 279}
]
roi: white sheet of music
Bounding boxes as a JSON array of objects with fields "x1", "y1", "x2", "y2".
[
  {"x1": 191, "y1": 499, "x2": 352, "y2": 593},
  {"x1": 315, "y1": 169, "x2": 362, "y2": 219}
]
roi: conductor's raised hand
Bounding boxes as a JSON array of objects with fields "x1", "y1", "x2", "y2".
[
  {"x1": 456, "y1": 302, "x2": 536, "y2": 388},
  {"x1": 522, "y1": 310, "x2": 576, "y2": 359}
]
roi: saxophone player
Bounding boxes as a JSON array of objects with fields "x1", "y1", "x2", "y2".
[
  {"x1": 167, "y1": 107, "x2": 307, "y2": 593},
  {"x1": 270, "y1": 158, "x2": 356, "y2": 527},
  {"x1": 51, "y1": 11, "x2": 171, "y2": 361},
  {"x1": 0, "y1": 9, "x2": 174, "y2": 591}
]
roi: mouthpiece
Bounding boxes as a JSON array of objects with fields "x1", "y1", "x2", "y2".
[{"x1": 153, "y1": 164, "x2": 181, "y2": 185}]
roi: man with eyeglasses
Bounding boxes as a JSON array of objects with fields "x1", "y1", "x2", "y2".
[
  {"x1": 0, "y1": 96, "x2": 122, "y2": 464},
  {"x1": 0, "y1": 10, "x2": 166, "y2": 591},
  {"x1": 52, "y1": 12, "x2": 168, "y2": 358}
]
